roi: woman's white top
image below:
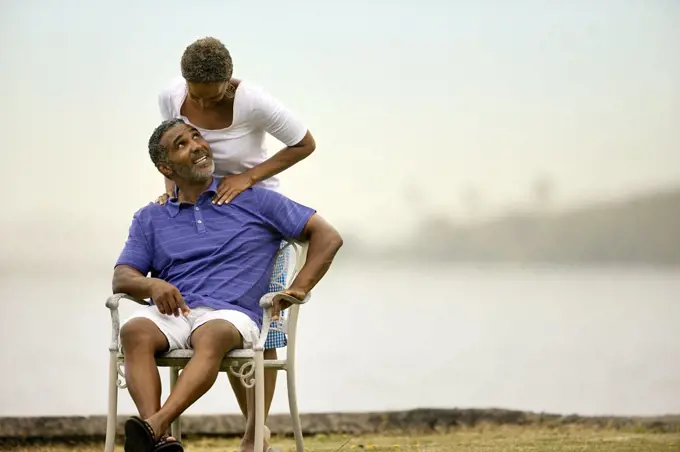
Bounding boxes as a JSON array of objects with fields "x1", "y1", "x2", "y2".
[{"x1": 158, "y1": 76, "x2": 307, "y2": 191}]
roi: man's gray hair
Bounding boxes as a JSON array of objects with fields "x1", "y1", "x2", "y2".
[{"x1": 148, "y1": 118, "x2": 186, "y2": 166}]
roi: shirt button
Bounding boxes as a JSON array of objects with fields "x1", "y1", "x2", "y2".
[
  {"x1": 197, "y1": 220, "x2": 203, "y2": 224},
  {"x1": 195, "y1": 207, "x2": 200, "y2": 211}
]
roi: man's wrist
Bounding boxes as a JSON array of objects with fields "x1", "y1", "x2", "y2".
[
  {"x1": 142, "y1": 277, "x2": 159, "y2": 298},
  {"x1": 286, "y1": 284, "x2": 309, "y2": 299}
]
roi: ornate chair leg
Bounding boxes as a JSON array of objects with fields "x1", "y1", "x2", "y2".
[
  {"x1": 104, "y1": 352, "x2": 119, "y2": 452},
  {"x1": 254, "y1": 350, "x2": 265, "y2": 452},
  {"x1": 169, "y1": 367, "x2": 182, "y2": 441}
]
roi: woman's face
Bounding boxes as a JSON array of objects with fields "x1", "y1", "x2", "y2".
[{"x1": 186, "y1": 81, "x2": 229, "y2": 108}]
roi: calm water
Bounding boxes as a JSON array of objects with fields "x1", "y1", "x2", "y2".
[{"x1": 1, "y1": 262, "x2": 678, "y2": 417}]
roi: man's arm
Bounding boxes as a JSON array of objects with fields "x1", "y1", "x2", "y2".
[
  {"x1": 112, "y1": 265, "x2": 189, "y2": 317},
  {"x1": 112, "y1": 265, "x2": 155, "y2": 300},
  {"x1": 287, "y1": 213, "x2": 343, "y2": 296},
  {"x1": 112, "y1": 212, "x2": 188, "y2": 316},
  {"x1": 113, "y1": 213, "x2": 155, "y2": 298},
  {"x1": 250, "y1": 188, "x2": 342, "y2": 300}
]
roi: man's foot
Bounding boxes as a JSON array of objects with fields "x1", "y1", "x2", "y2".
[
  {"x1": 238, "y1": 438, "x2": 273, "y2": 452},
  {"x1": 124, "y1": 416, "x2": 183, "y2": 452},
  {"x1": 239, "y1": 427, "x2": 275, "y2": 452},
  {"x1": 154, "y1": 435, "x2": 184, "y2": 451},
  {"x1": 124, "y1": 416, "x2": 156, "y2": 452},
  {"x1": 144, "y1": 415, "x2": 171, "y2": 446}
]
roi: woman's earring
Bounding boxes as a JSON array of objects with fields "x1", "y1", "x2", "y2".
[{"x1": 225, "y1": 82, "x2": 236, "y2": 99}]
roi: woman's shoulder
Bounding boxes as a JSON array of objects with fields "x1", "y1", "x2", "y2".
[
  {"x1": 158, "y1": 76, "x2": 186, "y2": 119},
  {"x1": 159, "y1": 76, "x2": 186, "y2": 98},
  {"x1": 234, "y1": 80, "x2": 281, "y2": 115},
  {"x1": 234, "y1": 79, "x2": 266, "y2": 102}
]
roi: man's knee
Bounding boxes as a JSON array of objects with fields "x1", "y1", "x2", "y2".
[
  {"x1": 121, "y1": 318, "x2": 168, "y2": 354},
  {"x1": 191, "y1": 320, "x2": 242, "y2": 356}
]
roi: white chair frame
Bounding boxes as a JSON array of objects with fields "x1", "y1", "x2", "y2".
[{"x1": 104, "y1": 241, "x2": 310, "y2": 452}]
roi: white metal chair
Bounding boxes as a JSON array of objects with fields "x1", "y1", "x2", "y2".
[{"x1": 104, "y1": 241, "x2": 310, "y2": 452}]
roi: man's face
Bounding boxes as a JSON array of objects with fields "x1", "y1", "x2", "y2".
[{"x1": 159, "y1": 123, "x2": 214, "y2": 183}]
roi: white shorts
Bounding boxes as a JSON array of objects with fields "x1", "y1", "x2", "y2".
[{"x1": 123, "y1": 305, "x2": 260, "y2": 351}]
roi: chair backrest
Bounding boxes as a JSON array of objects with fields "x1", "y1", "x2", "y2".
[
  {"x1": 268, "y1": 241, "x2": 308, "y2": 333},
  {"x1": 269, "y1": 240, "x2": 308, "y2": 291}
]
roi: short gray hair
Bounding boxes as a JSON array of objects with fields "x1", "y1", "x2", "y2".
[{"x1": 148, "y1": 118, "x2": 185, "y2": 166}]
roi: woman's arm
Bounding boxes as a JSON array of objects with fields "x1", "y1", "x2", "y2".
[
  {"x1": 212, "y1": 131, "x2": 315, "y2": 205},
  {"x1": 244, "y1": 130, "x2": 316, "y2": 186},
  {"x1": 212, "y1": 86, "x2": 316, "y2": 204},
  {"x1": 245, "y1": 88, "x2": 316, "y2": 184}
]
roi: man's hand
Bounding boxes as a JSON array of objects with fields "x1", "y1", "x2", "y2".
[
  {"x1": 149, "y1": 279, "x2": 190, "y2": 317},
  {"x1": 271, "y1": 288, "x2": 306, "y2": 322}
]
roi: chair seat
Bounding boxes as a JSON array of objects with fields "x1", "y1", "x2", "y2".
[
  {"x1": 116, "y1": 348, "x2": 286, "y2": 371},
  {"x1": 117, "y1": 348, "x2": 254, "y2": 360},
  {"x1": 169, "y1": 348, "x2": 255, "y2": 359}
]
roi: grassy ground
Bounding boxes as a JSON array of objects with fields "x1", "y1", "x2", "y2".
[{"x1": 5, "y1": 426, "x2": 680, "y2": 452}]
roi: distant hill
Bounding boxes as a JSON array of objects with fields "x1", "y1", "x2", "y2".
[
  {"x1": 2, "y1": 186, "x2": 679, "y2": 273},
  {"x1": 393, "y1": 187, "x2": 680, "y2": 265}
]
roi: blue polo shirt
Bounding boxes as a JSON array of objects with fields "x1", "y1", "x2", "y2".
[{"x1": 115, "y1": 177, "x2": 315, "y2": 328}]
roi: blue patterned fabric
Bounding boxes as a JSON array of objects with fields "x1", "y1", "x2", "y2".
[{"x1": 264, "y1": 244, "x2": 290, "y2": 349}]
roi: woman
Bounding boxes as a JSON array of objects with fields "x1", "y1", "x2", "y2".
[{"x1": 157, "y1": 36, "x2": 316, "y2": 448}]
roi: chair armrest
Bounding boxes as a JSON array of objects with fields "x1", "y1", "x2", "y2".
[
  {"x1": 105, "y1": 293, "x2": 150, "y2": 310},
  {"x1": 259, "y1": 291, "x2": 311, "y2": 310},
  {"x1": 253, "y1": 291, "x2": 311, "y2": 351},
  {"x1": 105, "y1": 293, "x2": 151, "y2": 352}
]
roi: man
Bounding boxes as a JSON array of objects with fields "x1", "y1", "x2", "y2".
[{"x1": 113, "y1": 118, "x2": 343, "y2": 452}]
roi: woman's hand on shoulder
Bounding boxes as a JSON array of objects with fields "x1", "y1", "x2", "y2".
[
  {"x1": 213, "y1": 173, "x2": 254, "y2": 205},
  {"x1": 155, "y1": 192, "x2": 172, "y2": 205}
]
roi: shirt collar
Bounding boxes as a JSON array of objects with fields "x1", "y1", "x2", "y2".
[{"x1": 165, "y1": 177, "x2": 220, "y2": 217}]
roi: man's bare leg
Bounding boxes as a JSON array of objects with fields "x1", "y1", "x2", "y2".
[
  {"x1": 143, "y1": 320, "x2": 243, "y2": 438},
  {"x1": 120, "y1": 318, "x2": 169, "y2": 420}
]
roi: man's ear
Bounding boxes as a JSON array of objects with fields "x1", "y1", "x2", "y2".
[{"x1": 157, "y1": 163, "x2": 173, "y2": 178}]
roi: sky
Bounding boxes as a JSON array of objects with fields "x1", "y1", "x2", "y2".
[{"x1": 0, "y1": 0, "x2": 678, "y2": 264}]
